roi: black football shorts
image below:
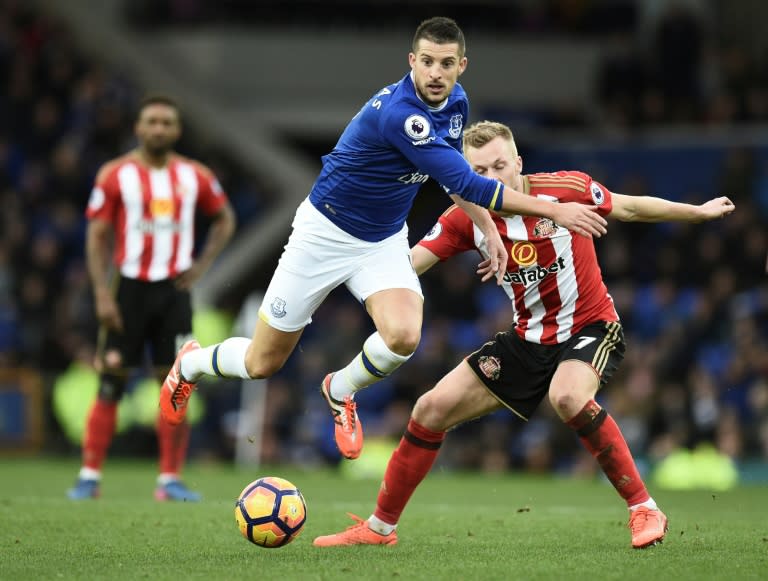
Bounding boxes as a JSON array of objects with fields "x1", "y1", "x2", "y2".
[
  {"x1": 101, "y1": 276, "x2": 193, "y2": 368},
  {"x1": 465, "y1": 320, "x2": 625, "y2": 420}
]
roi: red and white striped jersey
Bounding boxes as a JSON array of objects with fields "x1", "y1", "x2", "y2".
[
  {"x1": 418, "y1": 171, "x2": 619, "y2": 344},
  {"x1": 85, "y1": 153, "x2": 228, "y2": 282}
]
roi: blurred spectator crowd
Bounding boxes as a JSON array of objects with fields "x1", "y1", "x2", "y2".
[
  {"x1": 0, "y1": 1, "x2": 269, "y2": 372},
  {"x1": 1, "y1": 1, "x2": 766, "y2": 478},
  {"x1": 125, "y1": 0, "x2": 768, "y2": 128}
]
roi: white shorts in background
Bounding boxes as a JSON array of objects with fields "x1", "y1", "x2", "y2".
[{"x1": 258, "y1": 199, "x2": 423, "y2": 332}]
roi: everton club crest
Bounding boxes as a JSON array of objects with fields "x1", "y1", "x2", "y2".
[
  {"x1": 270, "y1": 297, "x2": 287, "y2": 319},
  {"x1": 449, "y1": 114, "x2": 463, "y2": 139}
]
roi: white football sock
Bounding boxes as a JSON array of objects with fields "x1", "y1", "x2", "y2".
[
  {"x1": 629, "y1": 497, "x2": 658, "y2": 511},
  {"x1": 78, "y1": 467, "x2": 101, "y2": 481},
  {"x1": 181, "y1": 337, "x2": 251, "y2": 381},
  {"x1": 330, "y1": 332, "x2": 412, "y2": 401},
  {"x1": 157, "y1": 473, "x2": 180, "y2": 485},
  {"x1": 367, "y1": 514, "x2": 396, "y2": 535}
]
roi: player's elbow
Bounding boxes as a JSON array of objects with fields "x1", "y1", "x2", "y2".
[
  {"x1": 455, "y1": 179, "x2": 497, "y2": 208},
  {"x1": 217, "y1": 205, "x2": 237, "y2": 236}
]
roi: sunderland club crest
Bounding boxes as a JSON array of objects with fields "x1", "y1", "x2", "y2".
[
  {"x1": 478, "y1": 355, "x2": 501, "y2": 381},
  {"x1": 533, "y1": 218, "x2": 558, "y2": 238}
]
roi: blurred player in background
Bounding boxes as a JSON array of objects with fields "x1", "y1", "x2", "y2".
[
  {"x1": 313, "y1": 120, "x2": 735, "y2": 548},
  {"x1": 159, "y1": 17, "x2": 608, "y2": 461},
  {"x1": 67, "y1": 95, "x2": 236, "y2": 500}
]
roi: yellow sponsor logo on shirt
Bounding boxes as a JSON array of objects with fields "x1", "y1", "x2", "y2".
[
  {"x1": 510, "y1": 241, "x2": 537, "y2": 267},
  {"x1": 150, "y1": 198, "x2": 175, "y2": 217}
]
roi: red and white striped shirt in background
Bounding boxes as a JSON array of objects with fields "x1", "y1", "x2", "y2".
[
  {"x1": 86, "y1": 154, "x2": 228, "y2": 282},
  {"x1": 418, "y1": 171, "x2": 619, "y2": 345}
]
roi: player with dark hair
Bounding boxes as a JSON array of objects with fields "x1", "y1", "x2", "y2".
[
  {"x1": 159, "y1": 18, "x2": 607, "y2": 461},
  {"x1": 312, "y1": 120, "x2": 735, "y2": 548},
  {"x1": 67, "y1": 95, "x2": 236, "y2": 500}
]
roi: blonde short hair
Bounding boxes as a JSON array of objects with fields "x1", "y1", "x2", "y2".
[{"x1": 463, "y1": 121, "x2": 518, "y2": 156}]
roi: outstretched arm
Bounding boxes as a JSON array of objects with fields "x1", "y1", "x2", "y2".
[
  {"x1": 610, "y1": 194, "x2": 735, "y2": 223},
  {"x1": 496, "y1": 186, "x2": 608, "y2": 238},
  {"x1": 392, "y1": 130, "x2": 608, "y2": 239}
]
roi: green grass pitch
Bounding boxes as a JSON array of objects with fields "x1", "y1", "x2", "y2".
[{"x1": 1, "y1": 458, "x2": 766, "y2": 580}]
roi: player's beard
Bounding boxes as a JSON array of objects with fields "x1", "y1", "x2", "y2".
[
  {"x1": 416, "y1": 83, "x2": 448, "y2": 107},
  {"x1": 419, "y1": 93, "x2": 442, "y2": 107},
  {"x1": 144, "y1": 139, "x2": 173, "y2": 158}
]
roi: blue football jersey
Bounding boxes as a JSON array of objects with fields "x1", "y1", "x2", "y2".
[{"x1": 309, "y1": 72, "x2": 503, "y2": 242}]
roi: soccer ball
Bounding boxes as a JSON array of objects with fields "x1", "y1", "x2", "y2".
[{"x1": 235, "y1": 476, "x2": 307, "y2": 548}]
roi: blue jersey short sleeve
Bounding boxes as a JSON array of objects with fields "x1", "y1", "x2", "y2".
[{"x1": 308, "y1": 73, "x2": 503, "y2": 242}]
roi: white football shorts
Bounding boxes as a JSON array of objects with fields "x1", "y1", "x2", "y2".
[{"x1": 258, "y1": 198, "x2": 423, "y2": 332}]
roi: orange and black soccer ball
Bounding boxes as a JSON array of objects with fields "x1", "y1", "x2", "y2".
[{"x1": 235, "y1": 476, "x2": 307, "y2": 548}]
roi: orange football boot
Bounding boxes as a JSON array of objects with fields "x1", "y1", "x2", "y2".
[
  {"x1": 159, "y1": 339, "x2": 200, "y2": 426},
  {"x1": 320, "y1": 373, "x2": 363, "y2": 459},
  {"x1": 313, "y1": 513, "x2": 398, "y2": 547},
  {"x1": 628, "y1": 507, "x2": 668, "y2": 548}
]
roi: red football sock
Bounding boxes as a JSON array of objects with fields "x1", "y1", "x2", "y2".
[
  {"x1": 566, "y1": 400, "x2": 649, "y2": 507},
  {"x1": 157, "y1": 416, "x2": 190, "y2": 476},
  {"x1": 82, "y1": 399, "x2": 118, "y2": 471},
  {"x1": 374, "y1": 418, "x2": 446, "y2": 525}
]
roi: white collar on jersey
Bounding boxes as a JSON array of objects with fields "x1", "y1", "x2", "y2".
[{"x1": 410, "y1": 70, "x2": 449, "y2": 112}]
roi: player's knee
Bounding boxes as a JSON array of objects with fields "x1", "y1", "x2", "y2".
[
  {"x1": 103, "y1": 349, "x2": 123, "y2": 370},
  {"x1": 411, "y1": 391, "x2": 448, "y2": 431},
  {"x1": 242, "y1": 341, "x2": 285, "y2": 378},
  {"x1": 548, "y1": 387, "x2": 582, "y2": 420},
  {"x1": 243, "y1": 353, "x2": 283, "y2": 379},
  {"x1": 381, "y1": 326, "x2": 421, "y2": 356}
]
